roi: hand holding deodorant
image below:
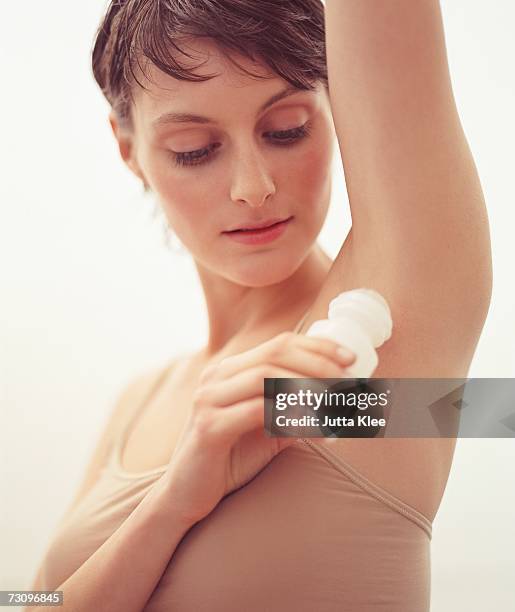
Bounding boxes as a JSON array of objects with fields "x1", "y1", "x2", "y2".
[{"x1": 306, "y1": 288, "x2": 393, "y2": 378}]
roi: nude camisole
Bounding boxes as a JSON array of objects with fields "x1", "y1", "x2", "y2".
[{"x1": 38, "y1": 331, "x2": 433, "y2": 611}]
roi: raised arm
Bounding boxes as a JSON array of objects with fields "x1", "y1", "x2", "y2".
[{"x1": 301, "y1": 0, "x2": 492, "y2": 378}]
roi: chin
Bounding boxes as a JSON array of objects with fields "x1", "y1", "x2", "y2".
[{"x1": 224, "y1": 251, "x2": 306, "y2": 288}]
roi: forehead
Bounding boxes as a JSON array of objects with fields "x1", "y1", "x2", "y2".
[{"x1": 131, "y1": 38, "x2": 308, "y2": 127}]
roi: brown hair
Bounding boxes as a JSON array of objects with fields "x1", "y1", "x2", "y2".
[{"x1": 92, "y1": 0, "x2": 327, "y2": 130}]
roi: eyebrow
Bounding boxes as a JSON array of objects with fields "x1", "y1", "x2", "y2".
[{"x1": 152, "y1": 85, "x2": 302, "y2": 128}]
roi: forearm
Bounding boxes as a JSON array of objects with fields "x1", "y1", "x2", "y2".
[{"x1": 26, "y1": 474, "x2": 196, "y2": 612}]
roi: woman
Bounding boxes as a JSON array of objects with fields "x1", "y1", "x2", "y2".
[{"x1": 26, "y1": 0, "x2": 492, "y2": 610}]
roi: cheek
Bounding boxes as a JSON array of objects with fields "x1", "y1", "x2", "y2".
[
  {"x1": 278, "y1": 139, "x2": 332, "y2": 206},
  {"x1": 149, "y1": 160, "x2": 221, "y2": 229},
  {"x1": 301, "y1": 145, "x2": 331, "y2": 193}
]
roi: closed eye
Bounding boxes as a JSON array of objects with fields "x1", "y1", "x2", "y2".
[
  {"x1": 169, "y1": 121, "x2": 313, "y2": 168},
  {"x1": 263, "y1": 122, "x2": 312, "y2": 144}
]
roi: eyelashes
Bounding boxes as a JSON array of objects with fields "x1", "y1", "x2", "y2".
[
  {"x1": 169, "y1": 121, "x2": 313, "y2": 168},
  {"x1": 172, "y1": 142, "x2": 222, "y2": 167}
]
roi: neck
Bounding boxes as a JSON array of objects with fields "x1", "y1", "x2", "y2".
[{"x1": 195, "y1": 243, "x2": 332, "y2": 360}]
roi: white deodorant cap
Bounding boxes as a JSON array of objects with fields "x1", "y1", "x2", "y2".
[
  {"x1": 327, "y1": 289, "x2": 392, "y2": 347},
  {"x1": 306, "y1": 288, "x2": 393, "y2": 378}
]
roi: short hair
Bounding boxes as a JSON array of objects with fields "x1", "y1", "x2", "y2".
[{"x1": 92, "y1": 0, "x2": 328, "y2": 130}]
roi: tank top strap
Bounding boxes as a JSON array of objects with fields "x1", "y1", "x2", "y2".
[
  {"x1": 292, "y1": 307, "x2": 311, "y2": 334},
  {"x1": 300, "y1": 438, "x2": 433, "y2": 538}
]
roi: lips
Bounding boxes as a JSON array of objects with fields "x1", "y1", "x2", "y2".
[
  {"x1": 222, "y1": 217, "x2": 293, "y2": 245},
  {"x1": 225, "y1": 216, "x2": 292, "y2": 232}
]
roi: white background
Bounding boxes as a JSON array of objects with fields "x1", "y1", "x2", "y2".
[{"x1": 1, "y1": 1, "x2": 514, "y2": 610}]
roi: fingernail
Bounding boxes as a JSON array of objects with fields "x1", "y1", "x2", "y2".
[{"x1": 337, "y1": 347, "x2": 355, "y2": 361}]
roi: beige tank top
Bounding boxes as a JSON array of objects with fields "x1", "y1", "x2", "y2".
[{"x1": 39, "y1": 315, "x2": 433, "y2": 610}]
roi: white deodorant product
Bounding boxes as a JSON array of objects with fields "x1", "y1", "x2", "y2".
[{"x1": 306, "y1": 288, "x2": 393, "y2": 378}]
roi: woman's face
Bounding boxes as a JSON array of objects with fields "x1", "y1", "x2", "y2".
[{"x1": 118, "y1": 39, "x2": 335, "y2": 287}]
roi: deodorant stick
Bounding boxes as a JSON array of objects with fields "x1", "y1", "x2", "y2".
[{"x1": 306, "y1": 288, "x2": 393, "y2": 378}]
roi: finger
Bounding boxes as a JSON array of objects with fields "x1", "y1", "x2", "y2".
[
  {"x1": 276, "y1": 346, "x2": 353, "y2": 379},
  {"x1": 262, "y1": 333, "x2": 357, "y2": 367},
  {"x1": 209, "y1": 396, "x2": 264, "y2": 440},
  {"x1": 203, "y1": 366, "x2": 308, "y2": 408},
  {"x1": 207, "y1": 334, "x2": 356, "y2": 381},
  {"x1": 205, "y1": 351, "x2": 351, "y2": 408},
  {"x1": 294, "y1": 333, "x2": 356, "y2": 364}
]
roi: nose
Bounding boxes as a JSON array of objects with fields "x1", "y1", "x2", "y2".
[{"x1": 230, "y1": 145, "x2": 276, "y2": 208}]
